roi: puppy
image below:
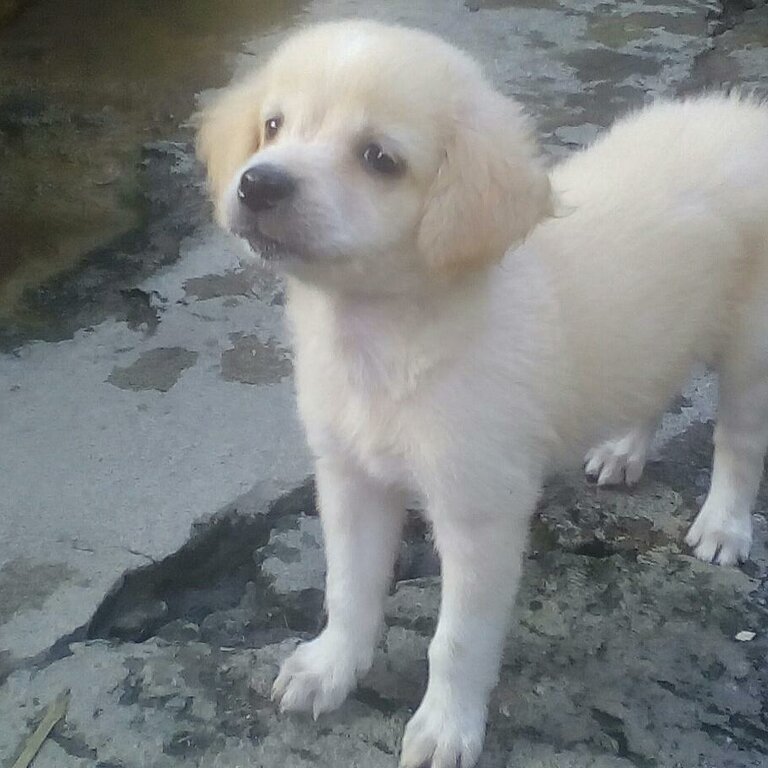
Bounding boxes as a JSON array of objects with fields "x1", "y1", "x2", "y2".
[{"x1": 198, "y1": 20, "x2": 768, "y2": 768}]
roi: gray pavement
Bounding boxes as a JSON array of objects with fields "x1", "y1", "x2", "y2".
[{"x1": 1, "y1": 1, "x2": 768, "y2": 766}]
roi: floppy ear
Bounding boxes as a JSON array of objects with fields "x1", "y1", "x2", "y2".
[
  {"x1": 196, "y1": 72, "x2": 265, "y2": 225},
  {"x1": 418, "y1": 87, "x2": 552, "y2": 274}
]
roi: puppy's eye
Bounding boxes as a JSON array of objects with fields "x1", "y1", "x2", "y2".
[
  {"x1": 362, "y1": 143, "x2": 402, "y2": 176},
  {"x1": 265, "y1": 115, "x2": 283, "y2": 141}
]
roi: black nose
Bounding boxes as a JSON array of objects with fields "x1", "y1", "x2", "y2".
[{"x1": 238, "y1": 164, "x2": 296, "y2": 212}]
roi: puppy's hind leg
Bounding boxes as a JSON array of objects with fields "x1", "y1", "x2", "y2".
[
  {"x1": 686, "y1": 362, "x2": 768, "y2": 566},
  {"x1": 584, "y1": 417, "x2": 659, "y2": 487}
]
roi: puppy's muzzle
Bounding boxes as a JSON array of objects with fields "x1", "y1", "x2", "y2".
[{"x1": 238, "y1": 164, "x2": 296, "y2": 212}]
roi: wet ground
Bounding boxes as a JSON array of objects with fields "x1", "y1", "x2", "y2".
[
  {"x1": 0, "y1": 0, "x2": 302, "y2": 331},
  {"x1": 1, "y1": 0, "x2": 768, "y2": 766}
]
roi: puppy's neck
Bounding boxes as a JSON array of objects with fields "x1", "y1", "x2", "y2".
[{"x1": 285, "y1": 274, "x2": 489, "y2": 397}]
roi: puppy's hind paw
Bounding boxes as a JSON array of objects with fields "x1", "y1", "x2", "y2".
[{"x1": 584, "y1": 425, "x2": 654, "y2": 487}]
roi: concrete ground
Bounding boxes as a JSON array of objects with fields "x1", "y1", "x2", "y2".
[{"x1": 1, "y1": 0, "x2": 768, "y2": 766}]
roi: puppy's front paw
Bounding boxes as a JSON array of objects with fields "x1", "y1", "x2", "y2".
[
  {"x1": 685, "y1": 502, "x2": 752, "y2": 566},
  {"x1": 584, "y1": 427, "x2": 652, "y2": 487},
  {"x1": 400, "y1": 691, "x2": 486, "y2": 768},
  {"x1": 272, "y1": 631, "x2": 369, "y2": 719}
]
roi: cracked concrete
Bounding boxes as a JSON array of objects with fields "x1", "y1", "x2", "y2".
[{"x1": 2, "y1": 0, "x2": 768, "y2": 766}]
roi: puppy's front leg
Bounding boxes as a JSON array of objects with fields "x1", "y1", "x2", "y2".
[
  {"x1": 400, "y1": 475, "x2": 538, "y2": 768},
  {"x1": 273, "y1": 457, "x2": 406, "y2": 717}
]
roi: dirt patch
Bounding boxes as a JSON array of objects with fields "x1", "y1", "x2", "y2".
[
  {"x1": 108, "y1": 347, "x2": 198, "y2": 392},
  {"x1": 220, "y1": 334, "x2": 292, "y2": 385}
]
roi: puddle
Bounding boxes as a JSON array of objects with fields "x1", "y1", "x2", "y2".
[{"x1": 0, "y1": 0, "x2": 303, "y2": 323}]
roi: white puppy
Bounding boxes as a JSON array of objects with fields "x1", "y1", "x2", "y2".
[{"x1": 198, "y1": 20, "x2": 768, "y2": 768}]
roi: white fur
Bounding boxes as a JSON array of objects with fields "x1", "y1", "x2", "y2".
[
  {"x1": 584, "y1": 418, "x2": 657, "y2": 486},
  {"x1": 198, "y1": 21, "x2": 768, "y2": 768}
]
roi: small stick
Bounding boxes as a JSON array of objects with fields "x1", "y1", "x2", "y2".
[{"x1": 11, "y1": 690, "x2": 70, "y2": 768}]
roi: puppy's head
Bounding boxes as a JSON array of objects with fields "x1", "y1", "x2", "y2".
[{"x1": 198, "y1": 21, "x2": 551, "y2": 291}]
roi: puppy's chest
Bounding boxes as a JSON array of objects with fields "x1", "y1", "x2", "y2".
[
  {"x1": 309, "y1": 387, "x2": 413, "y2": 485},
  {"x1": 296, "y1": 329, "x2": 422, "y2": 485}
]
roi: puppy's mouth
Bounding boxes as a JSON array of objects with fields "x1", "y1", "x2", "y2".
[
  {"x1": 231, "y1": 223, "x2": 300, "y2": 264},
  {"x1": 246, "y1": 232, "x2": 286, "y2": 261}
]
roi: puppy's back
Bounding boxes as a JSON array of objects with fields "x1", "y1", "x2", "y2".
[
  {"x1": 554, "y1": 94, "x2": 768, "y2": 228},
  {"x1": 531, "y1": 94, "x2": 768, "y2": 443}
]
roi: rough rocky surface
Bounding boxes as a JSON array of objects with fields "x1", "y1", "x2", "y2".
[{"x1": 1, "y1": 0, "x2": 768, "y2": 766}]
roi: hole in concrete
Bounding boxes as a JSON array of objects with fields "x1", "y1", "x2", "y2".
[
  {"x1": 570, "y1": 539, "x2": 619, "y2": 559},
  {"x1": 86, "y1": 478, "x2": 318, "y2": 643}
]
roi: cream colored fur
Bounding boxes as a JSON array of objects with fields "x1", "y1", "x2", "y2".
[{"x1": 198, "y1": 20, "x2": 768, "y2": 768}]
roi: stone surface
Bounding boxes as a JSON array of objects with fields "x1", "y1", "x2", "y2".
[
  {"x1": 107, "y1": 347, "x2": 200, "y2": 393},
  {"x1": 1, "y1": 0, "x2": 768, "y2": 766}
]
